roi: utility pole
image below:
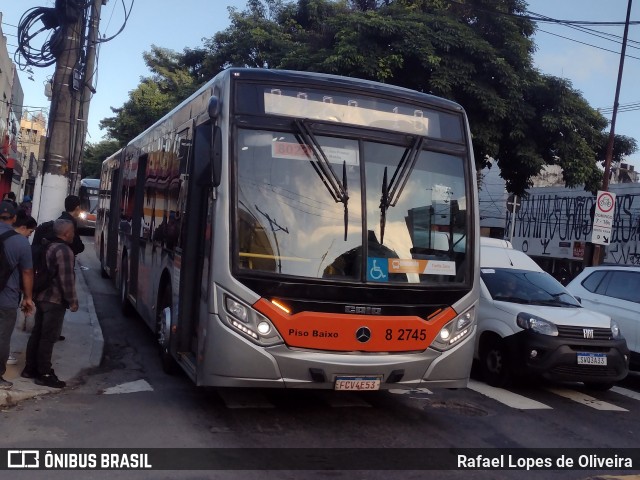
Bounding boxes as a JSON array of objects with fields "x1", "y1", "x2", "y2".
[
  {"x1": 34, "y1": 8, "x2": 84, "y2": 223},
  {"x1": 590, "y1": 0, "x2": 632, "y2": 267},
  {"x1": 70, "y1": 0, "x2": 103, "y2": 195},
  {"x1": 33, "y1": 1, "x2": 106, "y2": 221}
]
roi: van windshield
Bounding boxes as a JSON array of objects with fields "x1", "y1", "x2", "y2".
[{"x1": 481, "y1": 268, "x2": 580, "y2": 307}]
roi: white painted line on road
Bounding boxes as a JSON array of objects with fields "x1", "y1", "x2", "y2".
[
  {"x1": 546, "y1": 387, "x2": 628, "y2": 411},
  {"x1": 467, "y1": 379, "x2": 552, "y2": 410},
  {"x1": 102, "y1": 379, "x2": 154, "y2": 395},
  {"x1": 611, "y1": 386, "x2": 640, "y2": 402}
]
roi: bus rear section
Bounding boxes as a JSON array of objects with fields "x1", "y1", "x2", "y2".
[{"x1": 104, "y1": 68, "x2": 479, "y2": 390}]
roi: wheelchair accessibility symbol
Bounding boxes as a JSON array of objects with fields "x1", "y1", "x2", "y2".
[{"x1": 367, "y1": 258, "x2": 388, "y2": 282}]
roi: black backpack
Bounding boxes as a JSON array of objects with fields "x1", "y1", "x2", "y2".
[
  {"x1": 33, "y1": 240, "x2": 58, "y2": 295},
  {"x1": 0, "y1": 230, "x2": 20, "y2": 291}
]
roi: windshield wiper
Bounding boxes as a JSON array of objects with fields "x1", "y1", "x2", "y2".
[
  {"x1": 379, "y1": 136, "x2": 424, "y2": 244},
  {"x1": 294, "y1": 119, "x2": 349, "y2": 240}
]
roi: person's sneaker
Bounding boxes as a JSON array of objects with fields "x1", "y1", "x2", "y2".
[
  {"x1": 6, "y1": 354, "x2": 18, "y2": 365},
  {"x1": 34, "y1": 371, "x2": 65, "y2": 389},
  {"x1": 0, "y1": 377, "x2": 12, "y2": 389},
  {"x1": 21, "y1": 368, "x2": 37, "y2": 379}
]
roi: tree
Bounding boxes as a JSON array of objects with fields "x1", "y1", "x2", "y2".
[
  {"x1": 99, "y1": 46, "x2": 206, "y2": 144},
  {"x1": 82, "y1": 139, "x2": 121, "y2": 178},
  {"x1": 99, "y1": 0, "x2": 637, "y2": 194}
]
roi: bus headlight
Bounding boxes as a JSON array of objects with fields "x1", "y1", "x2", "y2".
[
  {"x1": 431, "y1": 307, "x2": 475, "y2": 351},
  {"x1": 222, "y1": 293, "x2": 283, "y2": 346}
]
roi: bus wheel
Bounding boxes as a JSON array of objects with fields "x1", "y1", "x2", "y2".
[
  {"x1": 120, "y1": 256, "x2": 134, "y2": 316},
  {"x1": 158, "y1": 284, "x2": 179, "y2": 374},
  {"x1": 480, "y1": 336, "x2": 511, "y2": 388}
]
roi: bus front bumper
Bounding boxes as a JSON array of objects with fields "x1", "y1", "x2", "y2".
[{"x1": 198, "y1": 317, "x2": 475, "y2": 390}]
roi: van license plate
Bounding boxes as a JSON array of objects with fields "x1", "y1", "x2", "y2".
[
  {"x1": 335, "y1": 377, "x2": 381, "y2": 391},
  {"x1": 577, "y1": 353, "x2": 607, "y2": 366}
]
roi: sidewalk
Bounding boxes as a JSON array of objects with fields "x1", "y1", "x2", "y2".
[{"x1": 0, "y1": 266, "x2": 104, "y2": 407}]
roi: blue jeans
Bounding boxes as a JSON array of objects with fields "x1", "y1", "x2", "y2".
[
  {"x1": 26, "y1": 301, "x2": 66, "y2": 375},
  {"x1": 0, "y1": 307, "x2": 18, "y2": 377}
]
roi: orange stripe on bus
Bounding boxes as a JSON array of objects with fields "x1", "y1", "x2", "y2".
[{"x1": 254, "y1": 298, "x2": 457, "y2": 352}]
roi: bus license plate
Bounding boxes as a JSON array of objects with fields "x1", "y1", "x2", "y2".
[
  {"x1": 577, "y1": 353, "x2": 607, "y2": 366},
  {"x1": 335, "y1": 377, "x2": 381, "y2": 391}
]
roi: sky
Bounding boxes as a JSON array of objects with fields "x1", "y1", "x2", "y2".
[{"x1": 1, "y1": 0, "x2": 639, "y2": 169}]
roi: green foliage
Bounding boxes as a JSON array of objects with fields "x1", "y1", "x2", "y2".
[
  {"x1": 98, "y1": 0, "x2": 637, "y2": 195},
  {"x1": 82, "y1": 139, "x2": 121, "y2": 178}
]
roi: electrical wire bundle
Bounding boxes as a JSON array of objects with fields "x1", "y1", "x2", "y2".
[{"x1": 14, "y1": 6, "x2": 64, "y2": 68}]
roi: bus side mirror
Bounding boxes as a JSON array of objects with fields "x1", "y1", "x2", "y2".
[{"x1": 208, "y1": 95, "x2": 220, "y2": 119}]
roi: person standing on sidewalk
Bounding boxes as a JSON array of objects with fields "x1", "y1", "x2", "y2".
[
  {"x1": 5, "y1": 211, "x2": 38, "y2": 366},
  {"x1": 0, "y1": 202, "x2": 36, "y2": 389},
  {"x1": 23, "y1": 219, "x2": 78, "y2": 389},
  {"x1": 32, "y1": 194, "x2": 85, "y2": 256}
]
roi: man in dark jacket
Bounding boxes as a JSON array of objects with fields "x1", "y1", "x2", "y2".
[
  {"x1": 22, "y1": 219, "x2": 78, "y2": 388},
  {"x1": 32, "y1": 194, "x2": 85, "y2": 256}
]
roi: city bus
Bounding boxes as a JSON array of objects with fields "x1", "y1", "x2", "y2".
[
  {"x1": 78, "y1": 178, "x2": 100, "y2": 231},
  {"x1": 96, "y1": 68, "x2": 480, "y2": 390}
]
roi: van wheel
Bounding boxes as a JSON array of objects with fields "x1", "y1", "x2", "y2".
[
  {"x1": 481, "y1": 336, "x2": 511, "y2": 387},
  {"x1": 584, "y1": 382, "x2": 614, "y2": 391},
  {"x1": 120, "y1": 256, "x2": 134, "y2": 316},
  {"x1": 158, "y1": 283, "x2": 179, "y2": 374}
]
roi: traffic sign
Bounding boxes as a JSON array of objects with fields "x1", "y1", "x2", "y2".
[{"x1": 590, "y1": 190, "x2": 616, "y2": 245}]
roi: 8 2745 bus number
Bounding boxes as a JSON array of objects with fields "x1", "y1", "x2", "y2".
[{"x1": 385, "y1": 328, "x2": 427, "y2": 341}]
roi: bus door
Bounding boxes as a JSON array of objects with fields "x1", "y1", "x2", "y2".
[
  {"x1": 129, "y1": 153, "x2": 148, "y2": 298},
  {"x1": 105, "y1": 164, "x2": 121, "y2": 276},
  {"x1": 175, "y1": 122, "x2": 211, "y2": 361}
]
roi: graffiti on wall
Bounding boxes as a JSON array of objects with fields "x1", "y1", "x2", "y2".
[{"x1": 507, "y1": 193, "x2": 640, "y2": 265}]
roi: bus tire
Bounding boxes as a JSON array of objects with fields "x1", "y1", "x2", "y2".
[
  {"x1": 480, "y1": 335, "x2": 511, "y2": 388},
  {"x1": 120, "y1": 256, "x2": 134, "y2": 316},
  {"x1": 158, "y1": 283, "x2": 179, "y2": 375}
]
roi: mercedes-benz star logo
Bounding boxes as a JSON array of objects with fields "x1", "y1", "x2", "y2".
[{"x1": 355, "y1": 327, "x2": 371, "y2": 343}]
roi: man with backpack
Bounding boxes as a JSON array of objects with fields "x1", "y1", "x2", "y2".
[
  {"x1": 32, "y1": 194, "x2": 85, "y2": 257},
  {"x1": 22, "y1": 219, "x2": 78, "y2": 389},
  {"x1": 0, "y1": 202, "x2": 35, "y2": 389}
]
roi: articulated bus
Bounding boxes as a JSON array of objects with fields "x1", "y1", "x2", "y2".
[{"x1": 96, "y1": 68, "x2": 480, "y2": 390}]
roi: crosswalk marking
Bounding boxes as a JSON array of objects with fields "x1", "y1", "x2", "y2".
[
  {"x1": 611, "y1": 386, "x2": 640, "y2": 402},
  {"x1": 467, "y1": 380, "x2": 552, "y2": 410},
  {"x1": 545, "y1": 387, "x2": 628, "y2": 411}
]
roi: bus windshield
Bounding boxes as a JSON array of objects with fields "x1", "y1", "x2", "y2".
[{"x1": 236, "y1": 128, "x2": 469, "y2": 285}]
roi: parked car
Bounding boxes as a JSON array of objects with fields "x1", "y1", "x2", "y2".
[
  {"x1": 566, "y1": 265, "x2": 640, "y2": 368},
  {"x1": 475, "y1": 238, "x2": 629, "y2": 390}
]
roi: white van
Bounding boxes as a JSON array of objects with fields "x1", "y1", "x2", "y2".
[{"x1": 475, "y1": 238, "x2": 629, "y2": 390}]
